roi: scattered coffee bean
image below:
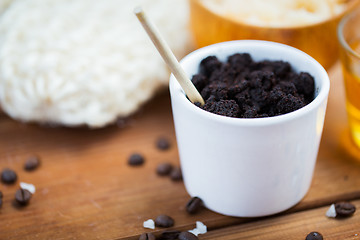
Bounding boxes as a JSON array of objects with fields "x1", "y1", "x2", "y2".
[
  {"x1": 305, "y1": 232, "x2": 323, "y2": 240},
  {"x1": 186, "y1": 197, "x2": 203, "y2": 214},
  {"x1": 139, "y1": 233, "x2": 156, "y2": 240},
  {"x1": 158, "y1": 230, "x2": 181, "y2": 240},
  {"x1": 179, "y1": 231, "x2": 198, "y2": 240},
  {"x1": 15, "y1": 189, "x2": 32, "y2": 205},
  {"x1": 128, "y1": 153, "x2": 145, "y2": 166},
  {"x1": 156, "y1": 137, "x2": 170, "y2": 150},
  {"x1": 1, "y1": 168, "x2": 17, "y2": 184},
  {"x1": 24, "y1": 155, "x2": 41, "y2": 171},
  {"x1": 0, "y1": 191, "x2": 3, "y2": 198},
  {"x1": 170, "y1": 167, "x2": 182, "y2": 181},
  {"x1": 155, "y1": 215, "x2": 174, "y2": 228},
  {"x1": 335, "y1": 201, "x2": 356, "y2": 217},
  {"x1": 156, "y1": 163, "x2": 173, "y2": 176}
]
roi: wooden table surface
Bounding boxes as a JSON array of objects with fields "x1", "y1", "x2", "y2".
[{"x1": 1, "y1": 63, "x2": 360, "y2": 240}]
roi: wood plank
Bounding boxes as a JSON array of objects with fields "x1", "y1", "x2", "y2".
[
  {"x1": 203, "y1": 200, "x2": 360, "y2": 239},
  {"x1": 0, "y1": 63, "x2": 360, "y2": 239},
  {"x1": 303, "y1": 63, "x2": 360, "y2": 205}
]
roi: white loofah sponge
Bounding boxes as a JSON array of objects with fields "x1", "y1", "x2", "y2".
[{"x1": 0, "y1": 0, "x2": 193, "y2": 127}]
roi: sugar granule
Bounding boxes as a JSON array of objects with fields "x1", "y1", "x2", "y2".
[
  {"x1": 196, "y1": 221, "x2": 207, "y2": 234},
  {"x1": 188, "y1": 228, "x2": 201, "y2": 236},
  {"x1": 326, "y1": 204, "x2": 336, "y2": 218},
  {"x1": 20, "y1": 182, "x2": 36, "y2": 194},
  {"x1": 143, "y1": 219, "x2": 155, "y2": 229},
  {"x1": 188, "y1": 221, "x2": 207, "y2": 236}
]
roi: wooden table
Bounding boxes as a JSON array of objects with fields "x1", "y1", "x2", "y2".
[{"x1": 1, "y1": 63, "x2": 360, "y2": 240}]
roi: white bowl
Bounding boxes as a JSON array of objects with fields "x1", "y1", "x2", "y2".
[{"x1": 169, "y1": 40, "x2": 330, "y2": 217}]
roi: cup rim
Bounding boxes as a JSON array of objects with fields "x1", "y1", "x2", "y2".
[
  {"x1": 169, "y1": 40, "x2": 330, "y2": 126},
  {"x1": 337, "y1": 7, "x2": 360, "y2": 59}
]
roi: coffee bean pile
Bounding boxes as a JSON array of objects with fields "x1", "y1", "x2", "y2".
[
  {"x1": 192, "y1": 54, "x2": 315, "y2": 118},
  {"x1": 0, "y1": 155, "x2": 41, "y2": 209}
]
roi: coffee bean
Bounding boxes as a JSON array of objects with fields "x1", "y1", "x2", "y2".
[
  {"x1": 0, "y1": 191, "x2": 3, "y2": 198},
  {"x1": 335, "y1": 201, "x2": 356, "y2": 217},
  {"x1": 156, "y1": 137, "x2": 170, "y2": 150},
  {"x1": 24, "y1": 155, "x2": 41, "y2": 171},
  {"x1": 128, "y1": 153, "x2": 145, "y2": 166},
  {"x1": 156, "y1": 163, "x2": 173, "y2": 176},
  {"x1": 170, "y1": 167, "x2": 182, "y2": 181},
  {"x1": 139, "y1": 233, "x2": 156, "y2": 240},
  {"x1": 186, "y1": 197, "x2": 203, "y2": 214},
  {"x1": 15, "y1": 189, "x2": 32, "y2": 205},
  {"x1": 158, "y1": 230, "x2": 180, "y2": 240},
  {"x1": 155, "y1": 215, "x2": 174, "y2": 228},
  {"x1": 305, "y1": 232, "x2": 323, "y2": 240},
  {"x1": 179, "y1": 231, "x2": 198, "y2": 240},
  {"x1": 1, "y1": 168, "x2": 17, "y2": 184},
  {"x1": 0, "y1": 198, "x2": 2, "y2": 208}
]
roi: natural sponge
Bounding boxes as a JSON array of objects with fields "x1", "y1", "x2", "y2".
[{"x1": 0, "y1": 0, "x2": 193, "y2": 127}]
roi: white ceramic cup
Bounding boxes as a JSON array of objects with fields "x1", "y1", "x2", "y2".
[{"x1": 169, "y1": 40, "x2": 330, "y2": 217}]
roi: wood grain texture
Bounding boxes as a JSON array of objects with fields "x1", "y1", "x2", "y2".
[
  {"x1": 203, "y1": 200, "x2": 360, "y2": 240},
  {"x1": 0, "y1": 63, "x2": 360, "y2": 239}
]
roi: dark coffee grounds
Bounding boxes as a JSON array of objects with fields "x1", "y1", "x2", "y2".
[{"x1": 192, "y1": 54, "x2": 315, "y2": 118}]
